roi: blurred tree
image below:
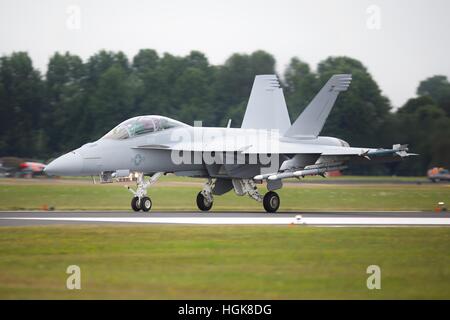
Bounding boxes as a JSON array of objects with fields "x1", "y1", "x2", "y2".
[
  {"x1": 151, "y1": 52, "x2": 187, "y2": 117},
  {"x1": 132, "y1": 50, "x2": 216, "y2": 125},
  {"x1": 174, "y1": 67, "x2": 215, "y2": 125},
  {"x1": 394, "y1": 94, "x2": 450, "y2": 175},
  {"x1": 132, "y1": 49, "x2": 163, "y2": 117},
  {"x1": 213, "y1": 50, "x2": 276, "y2": 126},
  {"x1": 132, "y1": 49, "x2": 159, "y2": 75},
  {"x1": 87, "y1": 64, "x2": 139, "y2": 139},
  {"x1": 79, "y1": 51, "x2": 136, "y2": 141},
  {"x1": 0, "y1": 52, "x2": 45, "y2": 157},
  {"x1": 283, "y1": 57, "x2": 318, "y2": 120},
  {"x1": 0, "y1": 75, "x2": 6, "y2": 153},
  {"x1": 184, "y1": 50, "x2": 210, "y2": 70},
  {"x1": 429, "y1": 117, "x2": 450, "y2": 168},
  {"x1": 46, "y1": 52, "x2": 86, "y2": 154},
  {"x1": 85, "y1": 50, "x2": 130, "y2": 87},
  {"x1": 417, "y1": 75, "x2": 450, "y2": 116},
  {"x1": 397, "y1": 96, "x2": 435, "y2": 115}
]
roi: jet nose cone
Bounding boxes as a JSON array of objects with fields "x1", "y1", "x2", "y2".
[{"x1": 44, "y1": 152, "x2": 83, "y2": 176}]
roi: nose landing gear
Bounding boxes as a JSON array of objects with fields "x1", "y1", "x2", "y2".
[{"x1": 127, "y1": 172, "x2": 162, "y2": 212}]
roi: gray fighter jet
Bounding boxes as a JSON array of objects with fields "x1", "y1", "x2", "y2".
[{"x1": 45, "y1": 74, "x2": 415, "y2": 212}]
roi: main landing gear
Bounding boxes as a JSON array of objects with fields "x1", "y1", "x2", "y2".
[
  {"x1": 231, "y1": 178, "x2": 281, "y2": 213},
  {"x1": 127, "y1": 172, "x2": 162, "y2": 212},
  {"x1": 195, "y1": 178, "x2": 281, "y2": 213},
  {"x1": 196, "y1": 179, "x2": 214, "y2": 211}
]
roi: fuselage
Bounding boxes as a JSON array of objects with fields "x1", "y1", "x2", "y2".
[{"x1": 44, "y1": 115, "x2": 350, "y2": 177}]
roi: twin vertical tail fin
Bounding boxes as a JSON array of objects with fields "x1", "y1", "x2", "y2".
[
  {"x1": 240, "y1": 74, "x2": 351, "y2": 139},
  {"x1": 284, "y1": 74, "x2": 352, "y2": 138},
  {"x1": 241, "y1": 75, "x2": 291, "y2": 135}
]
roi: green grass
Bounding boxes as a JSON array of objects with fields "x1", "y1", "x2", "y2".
[
  {"x1": 0, "y1": 182, "x2": 448, "y2": 211},
  {"x1": 0, "y1": 225, "x2": 448, "y2": 299}
]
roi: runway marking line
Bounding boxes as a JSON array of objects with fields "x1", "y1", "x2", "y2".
[{"x1": 0, "y1": 216, "x2": 449, "y2": 226}]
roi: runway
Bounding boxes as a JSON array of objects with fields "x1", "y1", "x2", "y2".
[{"x1": 0, "y1": 210, "x2": 449, "y2": 226}]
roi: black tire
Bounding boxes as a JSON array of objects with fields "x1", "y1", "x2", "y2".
[
  {"x1": 196, "y1": 192, "x2": 213, "y2": 211},
  {"x1": 140, "y1": 196, "x2": 152, "y2": 212},
  {"x1": 131, "y1": 196, "x2": 141, "y2": 212},
  {"x1": 263, "y1": 191, "x2": 280, "y2": 213}
]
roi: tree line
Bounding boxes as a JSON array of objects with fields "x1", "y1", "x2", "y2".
[{"x1": 0, "y1": 49, "x2": 449, "y2": 175}]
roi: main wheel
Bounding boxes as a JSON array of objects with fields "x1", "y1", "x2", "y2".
[
  {"x1": 131, "y1": 196, "x2": 141, "y2": 212},
  {"x1": 140, "y1": 196, "x2": 152, "y2": 212},
  {"x1": 196, "y1": 192, "x2": 213, "y2": 211},
  {"x1": 263, "y1": 191, "x2": 280, "y2": 213}
]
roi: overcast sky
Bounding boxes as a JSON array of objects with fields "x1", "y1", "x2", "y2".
[{"x1": 1, "y1": 0, "x2": 449, "y2": 108}]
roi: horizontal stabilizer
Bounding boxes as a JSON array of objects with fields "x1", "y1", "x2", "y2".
[{"x1": 284, "y1": 74, "x2": 352, "y2": 138}]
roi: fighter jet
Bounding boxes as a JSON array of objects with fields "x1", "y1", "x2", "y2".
[{"x1": 44, "y1": 74, "x2": 415, "y2": 213}]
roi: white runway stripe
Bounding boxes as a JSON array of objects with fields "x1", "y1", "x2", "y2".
[
  {"x1": 0, "y1": 216, "x2": 449, "y2": 225},
  {"x1": 0, "y1": 217, "x2": 293, "y2": 225},
  {"x1": 301, "y1": 217, "x2": 450, "y2": 225}
]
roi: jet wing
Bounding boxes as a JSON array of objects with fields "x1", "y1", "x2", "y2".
[
  {"x1": 134, "y1": 141, "x2": 365, "y2": 155},
  {"x1": 242, "y1": 142, "x2": 375, "y2": 156},
  {"x1": 254, "y1": 144, "x2": 416, "y2": 181},
  {"x1": 135, "y1": 140, "x2": 415, "y2": 159}
]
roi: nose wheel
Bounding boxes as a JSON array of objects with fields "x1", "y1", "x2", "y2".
[
  {"x1": 131, "y1": 196, "x2": 141, "y2": 212},
  {"x1": 140, "y1": 196, "x2": 152, "y2": 212}
]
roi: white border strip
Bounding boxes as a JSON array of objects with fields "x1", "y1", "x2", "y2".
[
  {"x1": 0, "y1": 216, "x2": 449, "y2": 225},
  {"x1": 300, "y1": 217, "x2": 450, "y2": 225}
]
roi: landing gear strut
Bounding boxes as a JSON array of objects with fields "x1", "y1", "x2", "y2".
[{"x1": 126, "y1": 172, "x2": 162, "y2": 212}]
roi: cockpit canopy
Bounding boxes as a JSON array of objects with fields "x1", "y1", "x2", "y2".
[{"x1": 101, "y1": 115, "x2": 188, "y2": 140}]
